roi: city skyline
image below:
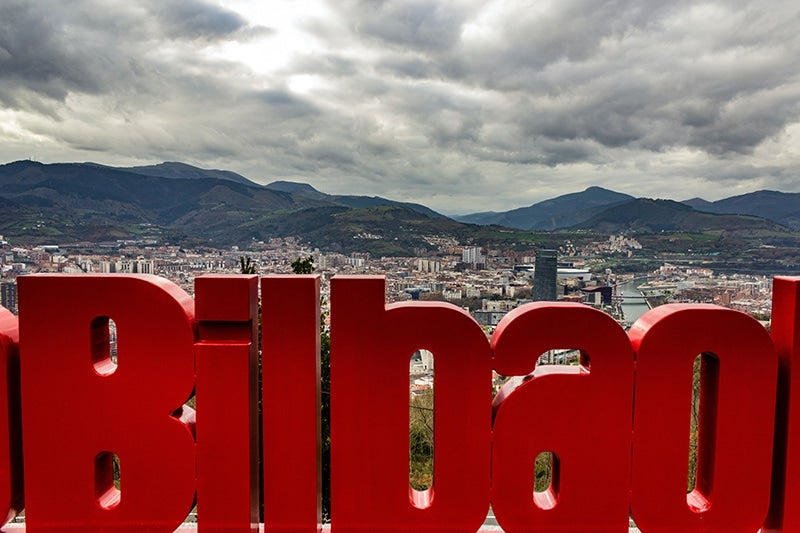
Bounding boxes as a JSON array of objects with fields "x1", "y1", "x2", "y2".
[{"x1": 2, "y1": 1, "x2": 800, "y2": 214}]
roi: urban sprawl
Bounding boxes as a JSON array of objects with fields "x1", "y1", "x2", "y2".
[
  {"x1": 0, "y1": 232, "x2": 776, "y2": 413},
  {"x1": 0, "y1": 233, "x2": 773, "y2": 326}
]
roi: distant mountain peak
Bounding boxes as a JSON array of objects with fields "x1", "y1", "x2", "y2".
[
  {"x1": 153, "y1": 161, "x2": 191, "y2": 169},
  {"x1": 118, "y1": 161, "x2": 260, "y2": 187},
  {"x1": 265, "y1": 180, "x2": 323, "y2": 195},
  {"x1": 3, "y1": 159, "x2": 44, "y2": 170},
  {"x1": 683, "y1": 197, "x2": 714, "y2": 209},
  {"x1": 572, "y1": 196, "x2": 786, "y2": 233},
  {"x1": 683, "y1": 189, "x2": 800, "y2": 229},
  {"x1": 454, "y1": 186, "x2": 634, "y2": 230}
]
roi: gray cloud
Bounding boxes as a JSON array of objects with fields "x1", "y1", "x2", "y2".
[
  {"x1": 149, "y1": 0, "x2": 250, "y2": 40},
  {"x1": 311, "y1": 0, "x2": 800, "y2": 187},
  {"x1": 338, "y1": 0, "x2": 476, "y2": 53},
  {"x1": 0, "y1": 1, "x2": 102, "y2": 101},
  {"x1": 0, "y1": 0, "x2": 265, "y2": 110},
  {"x1": 2, "y1": 0, "x2": 800, "y2": 214}
]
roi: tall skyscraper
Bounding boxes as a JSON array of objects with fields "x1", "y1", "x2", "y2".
[{"x1": 533, "y1": 249, "x2": 558, "y2": 301}]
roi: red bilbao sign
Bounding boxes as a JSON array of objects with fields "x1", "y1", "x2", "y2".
[{"x1": 0, "y1": 273, "x2": 796, "y2": 531}]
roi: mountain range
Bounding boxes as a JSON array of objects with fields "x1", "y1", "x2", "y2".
[
  {"x1": 0, "y1": 160, "x2": 797, "y2": 254},
  {"x1": 454, "y1": 186, "x2": 635, "y2": 230},
  {"x1": 683, "y1": 191, "x2": 800, "y2": 230},
  {"x1": 0, "y1": 160, "x2": 461, "y2": 253},
  {"x1": 456, "y1": 186, "x2": 800, "y2": 231}
]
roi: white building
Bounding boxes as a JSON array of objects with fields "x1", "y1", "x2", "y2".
[{"x1": 462, "y1": 247, "x2": 485, "y2": 268}]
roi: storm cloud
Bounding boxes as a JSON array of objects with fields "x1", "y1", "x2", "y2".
[{"x1": 1, "y1": 0, "x2": 800, "y2": 213}]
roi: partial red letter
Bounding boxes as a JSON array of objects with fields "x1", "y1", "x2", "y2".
[
  {"x1": 18, "y1": 275, "x2": 197, "y2": 531},
  {"x1": 491, "y1": 302, "x2": 634, "y2": 532},
  {"x1": 195, "y1": 274, "x2": 260, "y2": 532},
  {"x1": 262, "y1": 275, "x2": 322, "y2": 532},
  {"x1": 0, "y1": 306, "x2": 22, "y2": 526},
  {"x1": 330, "y1": 276, "x2": 491, "y2": 532},
  {"x1": 629, "y1": 304, "x2": 777, "y2": 532},
  {"x1": 765, "y1": 277, "x2": 800, "y2": 532}
]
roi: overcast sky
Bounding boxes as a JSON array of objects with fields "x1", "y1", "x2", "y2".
[{"x1": 2, "y1": 0, "x2": 800, "y2": 214}]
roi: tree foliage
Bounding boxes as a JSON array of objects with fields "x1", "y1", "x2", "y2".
[
  {"x1": 239, "y1": 256, "x2": 257, "y2": 274},
  {"x1": 319, "y1": 326, "x2": 331, "y2": 521},
  {"x1": 291, "y1": 256, "x2": 315, "y2": 274},
  {"x1": 410, "y1": 391, "x2": 434, "y2": 491}
]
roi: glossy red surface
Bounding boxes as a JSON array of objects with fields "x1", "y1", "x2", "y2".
[
  {"x1": 262, "y1": 275, "x2": 322, "y2": 533},
  {"x1": 491, "y1": 302, "x2": 634, "y2": 532},
  {"x1": 330, "y1": 276, "x2": 492, "y2": 533},
  {"x1": 766, "y1": 277, "x2": 800, "y2": 533},
  {"x1": 0, "y1": 308, "x2": 21, "y2": 526},
  {"x1": 17, "y1": 275, "x2": 197, "y2": 531},
  {"x1": 630, "y1": 305, "x2": 777, "y2": 532},
  {"x1": 0, "y1": 273, "x2": 791, "y2": 531},
  {"x1": 196, "y1": 275, "x2": 260, "y2": 532}
]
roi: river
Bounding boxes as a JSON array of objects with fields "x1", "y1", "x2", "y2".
[{"x1": 617, "y1": 277, "x2": 651, "y2": 325}]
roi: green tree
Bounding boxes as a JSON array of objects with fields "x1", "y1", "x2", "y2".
[
  {"x1": 319, "y1": 324, "x2": 331, "y2": 521},
  {"x1": 291, "y1": 256, "x2": 315, "y2": 274},
  {"x1": 409, "y1": 392, "x2": 434, "y2": 490},
  {"x1": 239, "y1": 256, "x2": 257, "y2": 274}
]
